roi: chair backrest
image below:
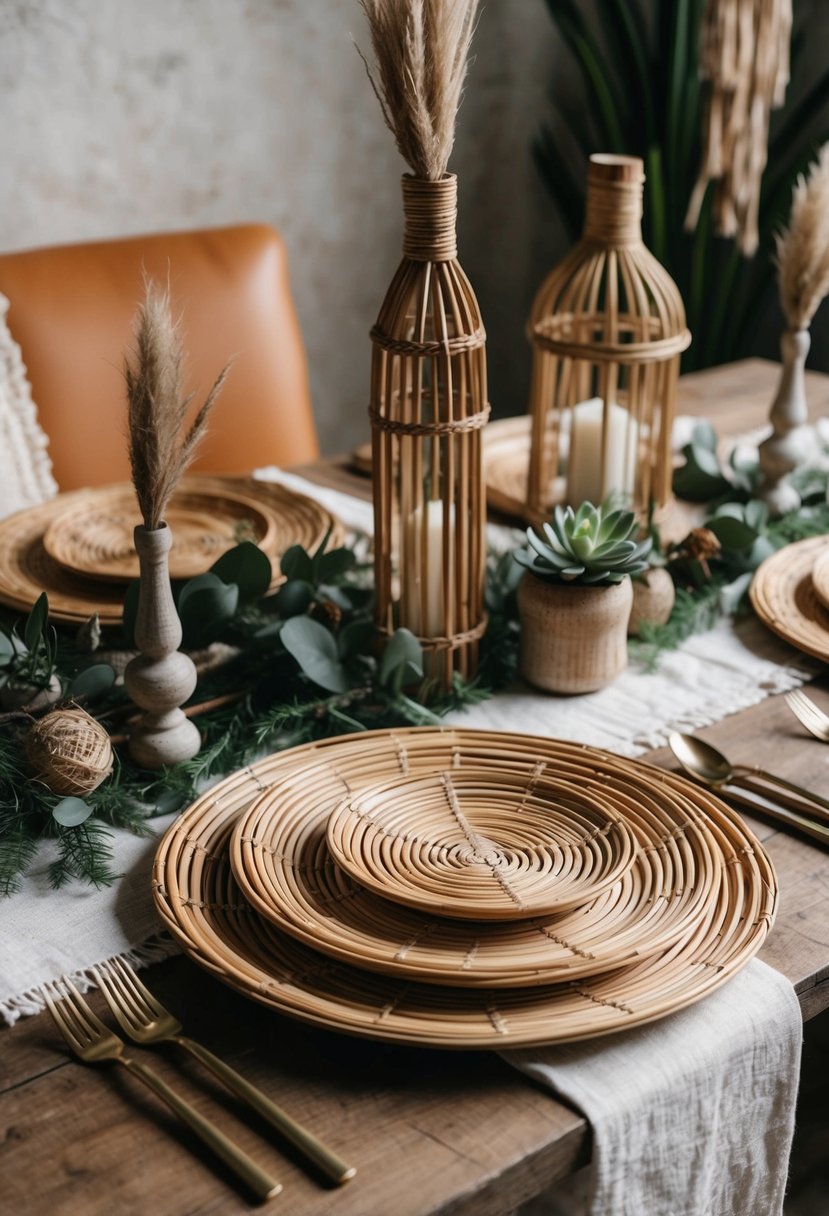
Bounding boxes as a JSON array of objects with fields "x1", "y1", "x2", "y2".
[{"x1": 0, "y1": 224, "x2": 318, "y2": 490}]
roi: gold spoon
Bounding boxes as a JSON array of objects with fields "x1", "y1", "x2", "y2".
[{"x1": 668, "y1": 731, "x2": 829, "y2": 847}]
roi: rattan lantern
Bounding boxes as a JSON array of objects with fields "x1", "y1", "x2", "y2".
[
  {"x1": 525, "y1": 154, "x2": 691, "y2": 524},
  {"x1": 371, "y1": 174, "x2": 489, "y2": 689}
]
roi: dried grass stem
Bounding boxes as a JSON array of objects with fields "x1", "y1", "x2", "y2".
[
  {"x1": 358, "y1": 0, "x2": 478, "y2": 180},
  {"x1": 775, "y1": 143, "x2": 829, "y2": 331},
  {"x1": 124, "y1": 281, "x2": 229, "y2": 530}
]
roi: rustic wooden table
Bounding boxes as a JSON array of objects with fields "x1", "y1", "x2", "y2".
[{"x1": 2, "y1": 360, "x2": 828, "y2": 1216}]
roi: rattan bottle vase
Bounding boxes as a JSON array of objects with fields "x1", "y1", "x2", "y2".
[{"x1": 370, "y1": 174, "x2": 489, "y2": 691}]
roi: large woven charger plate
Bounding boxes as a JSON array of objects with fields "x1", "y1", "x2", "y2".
[
  {"x1": 43, "y1": 483, "x2": 276, "y2": 583},
  {"x1": 808, "y1": 543, "x2": 829, "y2": 612},
  {"x1": 154, "y1": 728, "x2": 776, "y2": 1048},
  {"x1": 0, "y1": 476, "x2": 343, "y2": 626},
  {"x1": 323, "y1": 768, "x2": 638, "y2": 920},
  {"x1": 750, "y1": 535, "x2": 829, "y2": 663},
  {"x1": 230, "y1": 752, "x2": 718, "y2": 986}
]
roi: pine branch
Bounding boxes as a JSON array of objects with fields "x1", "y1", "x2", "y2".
[{"x1": 48, "y1": 821, "x2": 118, "y2": 889}]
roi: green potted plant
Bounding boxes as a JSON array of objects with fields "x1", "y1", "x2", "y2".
[
  {"x1": 515, "y1": 502, "x2": 651, "y2": 693},
  {"x1": 0, "y1": 593, "x2": 62, "y2": 711}
]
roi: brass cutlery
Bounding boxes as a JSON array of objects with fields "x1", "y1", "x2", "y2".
[
  {"x1": 94, "y1": 958, "x2": 356, "y2": 1185},
  {"x1": 669, "y1": 731, "x2": 829, "y2": 847},
  {"x1": 42, "y1": 979, "x2": 282, "y2": 1202},
  {"x1": 785, "y1": 688, "x2": 829, "y2": 743}
]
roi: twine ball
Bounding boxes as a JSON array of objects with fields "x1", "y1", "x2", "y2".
[{"x1": 26, "y1": 708, "x2": 114, "y2": 796}]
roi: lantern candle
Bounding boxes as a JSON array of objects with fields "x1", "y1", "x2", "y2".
[
  {"x1": 401, "y1": 500, "x2": 453, "y2": 638},
  {"x1": 567, "y1": 397, "x2": 639, "y2": 507}
]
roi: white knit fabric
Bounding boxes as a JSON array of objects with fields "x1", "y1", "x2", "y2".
[{"x1": 0, "y1": 292, "x2": 57, "y2": 514}]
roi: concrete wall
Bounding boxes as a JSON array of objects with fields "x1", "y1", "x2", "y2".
[
  {"x1": 2, "y1": 1, "x2": 825, "y2": 455},
  {"x1": 0, "y1": 0, "x2": 562, "y2": 454}
]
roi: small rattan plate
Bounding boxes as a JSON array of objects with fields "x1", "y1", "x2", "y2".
[
  {"x1": 324, "y1": 768, "x2": 637, "y2": 920},
  {"x1": 750, "y1": 536, "x2": 829, "y2": 663},
  {"x1": 154, "y1": 728, "x2": 776, "y2": 1048},
  {"x1": 43, "y1": 484, "x2": 276, "y2": 583},
  {"x1": 0, "y1": 476, "x2": 343, "y2": 626},
  {"x1": 230, "y1": 753, "x2": 717, "y2": 986}
]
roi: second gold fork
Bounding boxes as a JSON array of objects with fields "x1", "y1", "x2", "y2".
[{"x1": 94, "y1": 959, "x2": 356, "y2": 1185}]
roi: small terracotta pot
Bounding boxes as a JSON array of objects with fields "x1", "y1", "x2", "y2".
[
  {"x1": 517, "y1": 573, "x2": 632, "y2": 694},
  {"x1": 628, "y1": 567, "x2": 676, "y2": 636}
]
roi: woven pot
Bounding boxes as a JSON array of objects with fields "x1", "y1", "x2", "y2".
[{"x1": 517, "y1": 573, "x2": 632, "y2": 694}]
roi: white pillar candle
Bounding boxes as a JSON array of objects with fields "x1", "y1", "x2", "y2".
[
  {"x1": 401, "y1": 500, "x2": 453, "y2": 637},
  {"x1": 566, "y1": 397, "x2": 639, "y2": 507}
]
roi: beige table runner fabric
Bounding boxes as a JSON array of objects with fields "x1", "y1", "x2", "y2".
[
  {"x1": 506, "y1": 959, "x2": 802, "y2": 1216},
  {"x1": 0, "y1": 470, "x2": 815, "y2": 1022}
]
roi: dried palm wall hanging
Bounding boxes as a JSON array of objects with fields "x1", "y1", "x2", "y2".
[
  {"x1": 686, "y1": 0, "x2": 793, "y2": 256},
  {"x1": 360, "y1": 0, "x2": 488, "y2": 691}
]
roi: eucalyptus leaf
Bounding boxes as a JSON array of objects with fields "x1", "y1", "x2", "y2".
[
  {"x1": 338, "y1": 617, "x2": 375, "y2": 660},
  {"x1": 316, "y1": 548, "x2": 356, "y2": 581},
  {"x1": 179, "y1": 576, "x2": 239, "y2": 648},
  {"x1": 706, "y1": 514, "x2": 758, "y2": 552},
  {"x1": 280, "y1": 545, "x2": 314, "y2": 583},
  {"x1": 69, "y1": 663, "x2": 117, "y2": 702},
  {"x1": 281, "y1": 615, "x2": 349, "y2": 693},
  {"x1": 691, "y1": 420, "x2": 719, "y2": 452},
  {"x1": 52, "y1": 797, "x2": 93, "y2": 827},
  {"x1": 272, "y1": 579, "x2": 314, "y2": 619},
  {"x1": 379, "y1": 628, "x2": 423, "y2": 688},
  {"x1": 744, "y1": 500, "x2": 769, "y2": 532},
  {"x1": 210, "y1": 542, "x2": 271, "y2": 603},
  {"x1": 673, "y1": 443, "x2": 732, "y2": 502},
  {"x1": 719, "y1": 572, "x2": 753, "y2": 615}
]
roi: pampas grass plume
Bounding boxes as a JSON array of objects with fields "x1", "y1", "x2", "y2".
[
  {"x1": 776, "y1": 142, "x2": 829, "y2": 331},
  {"x1": 124, "y1": 281, "x2": 229, "y2": 530},
  {"x1": 359, "y1": 0, "x2": 478, "y2": 180}
]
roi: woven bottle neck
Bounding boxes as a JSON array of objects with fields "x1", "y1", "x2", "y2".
[
  {"x1": 402, "y1": 174, "x2": 458, "y2": 262},
  {"x1": 582, "y1": 156, "x2": 644, "y2": 247}
]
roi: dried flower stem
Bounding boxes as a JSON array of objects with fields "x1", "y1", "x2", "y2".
[
  {"x1": 358, "y1": 0, "x2": 478, "y2": 180},
  {"x1": 124, "y1": 281, "x2": 229, "y2": 529},
  {"x1": 775, "y1": 143, "x2": 829, "y2": 331}
]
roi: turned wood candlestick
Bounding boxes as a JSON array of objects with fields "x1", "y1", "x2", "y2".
[
  {"x1": 758, "y1": 329, "x2": 814, "y2": 516},
  {"x1": 124, "y1": 524, "x2": 201, "y2": 769}
]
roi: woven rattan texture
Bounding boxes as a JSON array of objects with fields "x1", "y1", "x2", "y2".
[
  {"x1": 43, "y1": 484, "x2": 275, "y2": 583},
  {"x1": 230, "y1": 749, "x2": 719, "y2": 986},
  {"x1": 0, "y1": 476, "x2": 343, "y2": 625},
  {"x1": 154, "y1": 728, "x2": 776, "y2": 1049},
  {"x1": 750, "y1": 535, "x2": 829, "y2": 662}
]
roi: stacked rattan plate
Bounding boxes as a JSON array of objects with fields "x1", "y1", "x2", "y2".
[
  {"x1": 0, "y1": 476, "x2": 343, "y2": 626},
  {"x1": 750, "y1": 535, "x2": 829, "y2": 662},
  {"x1": 154, "y1": 728, "x2": 776, "y2": 1049}
]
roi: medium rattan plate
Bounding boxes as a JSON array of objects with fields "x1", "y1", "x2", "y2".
[
  {"x1": 750, "y1": 535, "x2": 829, "y2": 663},
  {"x1": 230, "y1": 752, "x2": 717, "y2": 986},
  {"x1": 324, "y1": 768, "x2": 637, "y2": 920},
  {"x1": 43, "y1": 483, "x2": 276, "y2": 583},
  {"x1": 0, "y1": 476, "x2": 343, "y2": 626},
  {"x1": 154, "y1": 728, "x2": 776, "y2": 1048}
]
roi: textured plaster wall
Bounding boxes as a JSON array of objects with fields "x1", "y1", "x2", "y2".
[{"x1": 0, "y1": 0, "x2": 563, "y2": 454}]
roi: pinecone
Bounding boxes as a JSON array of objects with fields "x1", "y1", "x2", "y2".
[
  {"x1": 309, "y1": 600, "x2": 343, "y2": 631},
  {"x1": 672, "y1": 527, "x2": 722, "y2": 579}
]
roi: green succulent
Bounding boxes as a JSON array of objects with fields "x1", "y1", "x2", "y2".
[{"x1": 516, "y1": 502, "x2": 652, "y2": 586}]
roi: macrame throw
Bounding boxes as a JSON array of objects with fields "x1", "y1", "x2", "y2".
[
  {"x1": 0, "y1": 293, "x2": 57, "y2": 516},
  {"x1": 686, "y1": 0, "x2": 792, "y2": 256}
]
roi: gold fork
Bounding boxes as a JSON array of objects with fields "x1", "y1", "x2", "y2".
[
  {"x1": 785, "y1": 689, "x2": 829, "y2": 742},
  {"x1": 94, "y1": 958, "x2": 356, "y2": 1185},
  {"x1": 42, "y1": 979, "x2": 282, "y2": 1202}
]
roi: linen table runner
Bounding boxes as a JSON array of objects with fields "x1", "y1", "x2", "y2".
[{"x1": 506, "y1": 959, "x2": 802, "y2": 1216}]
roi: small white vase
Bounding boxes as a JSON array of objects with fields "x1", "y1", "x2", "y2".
[
  {"x1": 517, "y1": 573, "x2": 632, "y2": 694},
  {"x1": 758, "y1": 329, "x2": 814, "y2": 515},
  {"x1": 124, "y1": 524, "x2": 201, "y2": 769}
]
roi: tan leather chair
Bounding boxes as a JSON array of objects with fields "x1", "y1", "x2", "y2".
[{"x1": 0, "y1": 224, "x2": 319, "y2": 490}]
